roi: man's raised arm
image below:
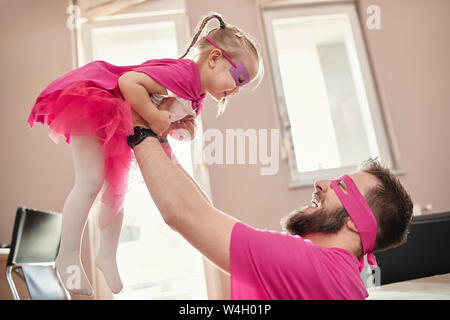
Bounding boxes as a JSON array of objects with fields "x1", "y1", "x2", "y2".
[{"x1": 133, "y1": 132, "x2": 239, "y2": 273}]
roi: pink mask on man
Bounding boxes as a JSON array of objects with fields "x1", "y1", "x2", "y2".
[{"x1": 330, "y1": 175, "x2": 378, "y2": 272}]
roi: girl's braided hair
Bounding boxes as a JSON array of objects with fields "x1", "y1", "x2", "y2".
[{"x1": 180, "y1": 13, "x2": 264, "y2": 116}]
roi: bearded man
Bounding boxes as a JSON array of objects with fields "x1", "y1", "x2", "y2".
[{"x1": 128, "y1": 99, "x2": 413, "y2": 300}]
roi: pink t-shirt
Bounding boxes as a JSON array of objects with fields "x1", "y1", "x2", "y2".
[{"x1": 230, "y1": 222, "x2": 368, "y2": 300}]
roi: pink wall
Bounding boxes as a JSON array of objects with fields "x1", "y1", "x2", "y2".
[
  {"x1": 358, "y1": 0, "x2": 450, "y2": 215},
  {"x1": 0, "y1": 0, "x2": 74, "y2": 245},
  {"x1": 0, "y1": 0, "x2": 99, "y2": 300}
]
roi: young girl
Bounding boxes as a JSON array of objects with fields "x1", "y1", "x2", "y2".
[{"x1": 28, "y1": 13, "x2": 263, "y2": 296}]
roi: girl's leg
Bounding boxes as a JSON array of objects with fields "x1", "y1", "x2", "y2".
[
  {"x1": 95, "y1": 202, "x2": 124, "y2": 294},
  {"x1": 56, "y1": 135, "x2": 105, "y2": 296}
]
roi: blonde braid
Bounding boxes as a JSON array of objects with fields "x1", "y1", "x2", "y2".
[{"x1": 179, "y1": 14, "x2": 226, "y2": 59}]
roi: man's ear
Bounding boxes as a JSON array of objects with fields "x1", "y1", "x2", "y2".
[
  {"x1": 208, "y1": 48, "x2": 222, "y2": 68},
  {"x1": 346, "y1": 218, "x2": 359, "y2": 233}
]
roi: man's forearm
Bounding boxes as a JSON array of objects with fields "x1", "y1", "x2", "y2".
[
  {"x1": 133, "y1": 137, "x2": 211, "y2": 225},
  {"x1": 160, "y1": 141, "x2": 212, "y2": 206},
  {"x1": 133, "y1": 135, "x2": 238, "y2": 272}
]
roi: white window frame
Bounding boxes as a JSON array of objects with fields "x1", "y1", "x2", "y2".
[
  {"x1": 263, "y1": 2, "x2": 394, "y2": 187},
  {"x1": 80, "y1": 10, "x2": 189, "y2": 64},
  {"x1": 76, "y1": 10, "x2": 215, "y2": 300}
]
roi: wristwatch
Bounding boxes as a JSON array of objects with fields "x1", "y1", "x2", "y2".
[{"x1": 127, "y1": 126, "x2": 158, "y2": 147}]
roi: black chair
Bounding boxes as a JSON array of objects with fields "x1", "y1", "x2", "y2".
[
  {"x1": 375, "y1": 211, "x2": 450, "y2": 285},
  {"x1": 5, "y1": 207, "x2": 70, "y2": 300}
]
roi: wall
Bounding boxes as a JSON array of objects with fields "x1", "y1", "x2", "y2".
[
  {"x1": 0, "y1": 0, "x2": 97, "y2": 300},
  {"x1": 357, "y1": 0, "x2": 450, "y2": 214},
  {"x1": 0, "y1": 0, "x2": 74, "y2": 248},
  {"x1": 1, "y1": 0, "x2": 449, "y2": 300}
]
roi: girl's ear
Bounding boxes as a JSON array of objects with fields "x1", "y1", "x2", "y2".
[{"x1": 208, "y1": 48, "x2": 222, "y2": 68}]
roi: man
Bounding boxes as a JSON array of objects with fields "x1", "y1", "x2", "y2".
[{"x1": 128, "y1": 99, "x2": 413, "y2": 300}]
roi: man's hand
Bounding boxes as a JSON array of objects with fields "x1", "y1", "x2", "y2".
[
  {"x1": 159, "y1": 97, "x2": 196, "y2": 141},
  {"x1": 169, "y1": 116, "x2": 197, "y2": 141}
]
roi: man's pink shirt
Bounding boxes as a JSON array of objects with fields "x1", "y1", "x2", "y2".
[{"x1": 230, "y1": 222, "x2": 368, "y2": 300}]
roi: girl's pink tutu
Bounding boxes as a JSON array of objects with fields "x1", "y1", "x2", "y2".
[{"x1": 28, "y1": 80, "x2": 134, "y2": 228}]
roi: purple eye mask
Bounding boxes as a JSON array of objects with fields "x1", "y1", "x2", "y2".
[
  {"x1": 229, "y1": 62, "x2": 250, "y2": 87},
  {"x1": 330, "y1": 175, "x2": 378, "y2": 272},
  {"x1": 202, "y1": 36, "x2": 251, "y2": 87}
]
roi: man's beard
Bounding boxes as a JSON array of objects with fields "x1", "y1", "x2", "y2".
[{"x1": 280, "y1": 205, "x2": 348, "y2": 237}]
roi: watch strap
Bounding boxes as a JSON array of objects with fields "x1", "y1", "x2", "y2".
[{"x1": 127, "y1": 126, "x2": 158, "y2": 148}]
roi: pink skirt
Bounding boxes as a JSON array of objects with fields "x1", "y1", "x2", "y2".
[{"x1": 28, "y1": 80, "x2": 134, "y2": 228}]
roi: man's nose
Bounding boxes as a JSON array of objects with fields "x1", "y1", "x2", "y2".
[{"x1": 314, "y1": 180, "x2": 330, "y2": 193}]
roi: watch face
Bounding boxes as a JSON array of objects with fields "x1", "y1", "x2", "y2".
[
  {"x1": 127, "y1": 127, "x2": 143, "y2": 146},
  {"x1": 134, "y1": 127, "x2": 144, "y2": 139}
]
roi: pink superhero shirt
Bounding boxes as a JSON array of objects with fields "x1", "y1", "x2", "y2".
[
  {"x1": 230, "y1": 222, "x2": 369, "y2": 300},
  {"x1": 29, "y1": 58, "x2": 206, "y2": 128},
  {"x1": 27, "y1": 58, "x2": 204, "y2": 229}
]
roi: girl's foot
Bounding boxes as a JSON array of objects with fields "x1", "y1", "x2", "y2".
[
  {"x1": 55, "y1": 254, "x2": 93, "y2": 296},
  {"x1": 95, "y1": 253, "x2": 123, "y2": 294}
]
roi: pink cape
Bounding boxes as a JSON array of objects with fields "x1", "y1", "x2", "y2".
[{"x1": 28, "y1": 58, "x2": 205, "y2": 229}]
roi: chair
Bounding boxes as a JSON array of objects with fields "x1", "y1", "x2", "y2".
[
  {"x1": 375, "y1": 211, "x2": 450, "y2": 285},
  {"x1": 5, "y1": 207, "x2": 70, "y2": 300}
]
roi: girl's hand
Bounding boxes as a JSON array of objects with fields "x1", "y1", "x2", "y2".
[
  {"x1": 131, "y1": 108, "x2": 171, "y2": 139},
  {"x1": 149, "y1": 110, "x2": 171, "y2": 137},
  {"x1": 131, "y1": 98, "x2": 195, "y2": 140},
  {"x1": 149, "y1": 97, "x2": 175, "y2": 137},
  {"x1": 131, "y1": 97, "x2": 174, "y2": 128}
]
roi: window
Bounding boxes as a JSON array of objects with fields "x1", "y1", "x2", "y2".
[
  {"x1": 81, "y1": 12, "x2": 208, "y2": 299},
  {"x1": 263, "y1": 3, "x2": 393, "y2": 186}
]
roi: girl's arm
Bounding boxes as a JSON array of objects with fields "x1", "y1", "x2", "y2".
[{"x1": 118, "y1": 71, "x2": 171, "y2": 136}]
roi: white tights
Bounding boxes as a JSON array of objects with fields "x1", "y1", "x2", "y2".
[{"x1": 55, "y1": 135, "x2": 123, "y2": 296}]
